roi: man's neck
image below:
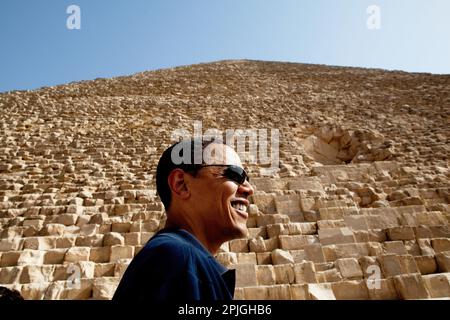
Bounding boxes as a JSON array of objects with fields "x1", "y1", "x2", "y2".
[{"x1": 164, "y1": 217, "x2": 221, "y2": 255}]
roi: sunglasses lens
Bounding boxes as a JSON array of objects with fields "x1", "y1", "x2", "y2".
[{"x1": 224, "y1": 166, "x2": 248, "y2": 184}]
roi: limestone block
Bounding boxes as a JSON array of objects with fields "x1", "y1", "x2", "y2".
[
  {"x1": 140, "y1": 232, "x2": 154, "y2": 244},
  {"x1": 234, "y1": 288, "x2": 244, "y2": 300},
  {"x1": 64, "y1": 247, "x2": 90, "y2": 263},
  {"x1": 436, "y1": 251, "x2": 450, "y2": 272},
  {"x1": 0, "y1": 266, "x2": 22, "y2": 284},
  {"x1": 0, "y1": 238, "x2": 23, "y2": 252},
  {"x1": 279, "y1": 235, "x2": 318, "y2": 250},
  {"x1": 80, "y1": 224, "x2": 99, "y2": 236},
  {"x1": 417, "y1": 239, "x2": 435, "y2": 256},
  {"x1": 379, "y1": 254, "x2": 420, "y2": 277},
  {"x1": 20, "y1": 265, "x2": 55, "y2": 284},
  {"x1": 17, "y1": 249, "x2": 45, "y2": 266},
  {"x1": 322, "y1": 245, "x2": 338, "y2": 262},
  {"x1": 43, "y1": 223, "x2": 66, "y2": 236},
  {"x1": 336, "y1": 258, "x2": 363, "y2": 279},
  {"x1": 422, "y1": 273, "x2": 450, "y2": 298},
  {"x1": 252, "y1": 194, "x2": 276, "y2": 214},
  {"x1": 113, "y1": 204, "x2": 131, "y2": 215},
  {"x1": 114, "y1": 259, "x2": 131, "y2": 278},
  {"x1": 110, "y1": 245, "x2": 134, "y2": 262},
  {"x1": 274, "y1": 194, "x2": 301, "y2": 215},
  {"x1": 307, "y1": 283, "x2": 336, "y2": 300},
  {"x1": 294, "y1": 261, "x2": 317, "y2": 284},
  {"x1": 271, "y1": 249, "x2": 294, "y2": 265},
  {"x1": 393, "y1": 274, "x2": 430, "y2": 299},
  {"x1": 92, "y1": 277, "x2": 120, "y2": 300},
  {"x1": 235, "y1": 264, "x2": 257, "y2": 287},
  {"x1": 358, "y1": 256, "x2": 382, "y2": 278},
  {"x1": 290, "y1": 249, "x2": 307, "y2": 263},
  {"x1": 256, "y1": 265, "x2": 276, "y2": 285},
  {"x1": 332, "y1": 280, "x2": 369, "y2": 300},
  {"x1": 343, "y1": 215, "x2": 369, "y2": 231},
  {"x1": 247, "y1": 227, "x2": 266, "y2": 239},
  {"x1": 366, "y1": 278, "x2": 398, "y2": 300},
  {"x1": 316, "y1": 269, "x2": 342, "y2": 283},
  {"x1": 75, "y1": 235, "x2": 103, "y2": 247},
  {"x1": 414, "y1": 255, "x2": 438, "y2": 275},
  {"x1": 386, "y1": 226, "x2": 415, "y2": 241},
  {"x1": 23, "y1": 237, "x2": 56, "y2": 250},
  {"x1": 273, "y1": 264, "x2": 295, "y2": 284},
  {"x1": 299, "y1": 197, "x2": 316, "y2": 212},
  {"x1": 57, "y1": 214, "x2": 78, "y2": 226},
  {"x1": 20, "y1": 282, "x2": 48, "y2": 300},
  {"x1": 103, "y1": 232, "x2": 125, "y2": 246},
  {"x1": 0, "y1": 251, "x2": 21, "y2": 267},
  {"x1": 236, "y1": 252, "x2": 257, "y2": 264},
  {"x1": 44, "y1": 279, "x2": 93, "y2": 300},
  {"x1": 94, "y1": 263, "x2": 115, "y2": 277},
  {"x1": 318, "y1": 227, "x2": 355, "y2": 245},
  {"x1": 431, "y1": 238, "x2": 450, "y2": 253},
  {"x1": 124, "y1": 232, "x2": 140, "y2": 246},
  {"x1": 66, "y1": 205, "x2": 84, "y2": 215},
  {"x1": 266, "y1": 223, "x2": 287, "y2": 238},
  {"x1": 43, "y1": 249, "x2": 67, "y2": 265},
  {"x1": 243, "y1": 286, "x2": 268, "y2": 299},
  {"x1": 290, "y1": 284, "x2": 310, "y2": 300},
  {"x1": 229, "y1": 239, "x2": 249, "y2": 253},
  {"x1": 111, "y1": 222, "x2": 132, "y2": 233},
  {"x1": 266, "y1": 284, "x2": 291, "y2": 300},
  {"x1": 216, "y1": 252, "x2": 237, "y2": 267},
  {"x1": 55, "y1": 235, "x2": 77, "y2": 248},
  {"x1": 383, "y1": 241, "x2": 408, "y2": 255},
  {"x1": 292, "y1": 222, "x2": 317, "y2": 235},
  {"x1": 89, "y1": 246, "x2": 111, "y2": 263},
  {"x1": 256, "y1": 252, "x2": 272, "y2": 265},
  {"x1": 256, "y1": 214, "x2": 290, "y2": 227}
]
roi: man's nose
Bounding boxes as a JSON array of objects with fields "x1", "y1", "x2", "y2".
[{"x1": 237, "y1": 180, "x2": 254, "y2": 198}]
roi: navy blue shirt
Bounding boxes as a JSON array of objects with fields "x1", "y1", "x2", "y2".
[{"x1": 112, "y1": 228, "x2": 235, "y2": 301}]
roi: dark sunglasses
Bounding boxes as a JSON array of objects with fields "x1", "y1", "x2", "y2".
[{"x1": 196, "y1": 165, "x2": 250, "y2": 185}]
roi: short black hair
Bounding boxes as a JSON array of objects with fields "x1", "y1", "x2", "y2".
[
  {"x1": 0, "y1": 286, "x2": 24, "y2": 301},
  {"x1": 156, "y1": 138, "x2": 225, "y2": 211}
]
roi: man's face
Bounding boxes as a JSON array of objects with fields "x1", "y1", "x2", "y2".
[{"x1": 187, "y1": 143, "x2": 254, "y2": 240}]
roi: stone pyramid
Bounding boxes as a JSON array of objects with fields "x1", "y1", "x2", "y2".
[{"x1": 0, "y1": 60, "x2": 449, "y2": 299}]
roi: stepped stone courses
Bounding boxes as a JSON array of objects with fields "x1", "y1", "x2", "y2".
[{"x1": 0, "y1": 60, "x2": 449, "y2": 300}]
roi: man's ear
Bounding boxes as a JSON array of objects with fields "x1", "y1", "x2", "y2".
[{"x1": 167, "y1": 168, "x2": 190, "y2": 200}]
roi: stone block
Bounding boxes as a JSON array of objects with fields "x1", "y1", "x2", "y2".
[
  {"x1": 393, "y1": 274, "x2": 430, "y2": 299},
  {"x1": 436, "y1": 251, "x2": 450, "y2": 272},
  {"x1": 271, "y1": 249, "x2": 294, "y2": 265},
  {"x1": 318, "y1": 227, "x2": 355, "y2": 245},
  {"x1": 236, "y1": 252, "x2": 257, "y2": 264},
  {"x1": 431, "y1": 238, "x2": 450, "y2": 253},
  {"x1": 290, "y1": 284, "x2": 310, "y2": 300},
  {"x1": 332, "y1": 280, "x2": 369, "y2": 300},
  {"x1": 92, "y1": 277, "x2": 120, "y2": 300},
  {"x1": 43, "y1": 249, "x2": 67, "y2": 265},
  {"x1": 256, "y1": 252, "x2": 272, "y2": 265},
  {"x1": 110, "y1": 245, "x2": 134, "y2": 262},
  {"x1": 414, "y1": 255, "x2": 438, "y2": 275},
  {"x1": 273, "y1": 264, "x2": 295, "y2": 284},
  {"x1": 103, "y1": 232, "x2": 125, "y2": 246},
  {"x1": 336, "y1": 258, "x2": 363, "y2": 279},
  {"x1": 422, "y1": 273, "x2": 450, "y2": 298},
  {"x1": 307, "y1": 283, "x2": 336, "y2": 300},
  {"x1": 89, "y1": 247, "x2": 111, "y2": 263},
  {"x1": 94, "y1": 263, "x2": 115, "y2": 277},
  {"x1": 379, "y1": 254, "x2": 420, "y2": 277},
  {"x1": 386, "y1": 227, "x2": 415, "y2": 241},
  {"x1": 266, "y1": 284, "x2": 291, "y2": 299},
  {"x1": 235, "y1": 264, "x2": 257, "y2": 287},
  {"x1": 366, "y1": 278, "x2": 398, "y2": 300},
  {"x1": 64, "y1": 247, "x2": 90, "y2": 263},
  {"x1": 293, "y1": 261, "x2": 317, "y2": 284},
  {"x1": 229, "y1": 239, "x2": 249, "y2": 253},
  {"x1": 0, "y1": 251, "x2": 21, "y2": 267},
  {"x1": 17, "y1": 249, "x2": 45, "y2": 266},
  {"x1": 279, "y1": 235, "x2": 318, "y2": 250},
  {"x1": 256, "y1": 265, "x2": 276, "y2": 285}
]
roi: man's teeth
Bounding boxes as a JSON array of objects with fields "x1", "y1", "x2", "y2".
[{"x1": 232, "y1": 203, "x2": 247, "y2": 212}]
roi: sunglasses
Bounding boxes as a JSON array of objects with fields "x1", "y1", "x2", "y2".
[{"x1": 194, "y1": 165, "x2": 250, "y2": 185}]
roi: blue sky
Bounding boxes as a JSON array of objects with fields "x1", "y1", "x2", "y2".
[{"x1": 0, "y1": 0, "x2": 449, "y2": 92}]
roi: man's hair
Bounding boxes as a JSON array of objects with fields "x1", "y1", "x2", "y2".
[
  {"x1": 156, "y1": 138, "x2": 225, "y2": 211},
  {"x1": 0, "y1": 286, "x2": 24, "y2": 301}
]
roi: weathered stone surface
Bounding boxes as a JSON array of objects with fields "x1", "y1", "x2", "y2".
[{"x1": 0, "y1": 60, "x2": 449, "y2": 300}]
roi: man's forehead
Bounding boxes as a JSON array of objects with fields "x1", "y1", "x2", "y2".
[{"x1": 203, "y1": 143, "x2": 242, "y2": 166}]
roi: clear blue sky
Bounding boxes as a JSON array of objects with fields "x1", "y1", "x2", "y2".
[{"x1": 1, "y1": 0, "x2": 449, "y2": 92}]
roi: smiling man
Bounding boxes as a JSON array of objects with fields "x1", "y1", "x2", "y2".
[{"x1": 112, "y1": 139, "x2": 254, "y2": 301}]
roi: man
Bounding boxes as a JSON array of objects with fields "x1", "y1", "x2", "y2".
[{"x1": 113, "y1": 139, "x2": 254, "y2": 301}]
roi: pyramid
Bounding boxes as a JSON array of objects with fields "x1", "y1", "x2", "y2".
[{"x1": 0, "y1": 60, "x2": 449, "y2": 299}]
